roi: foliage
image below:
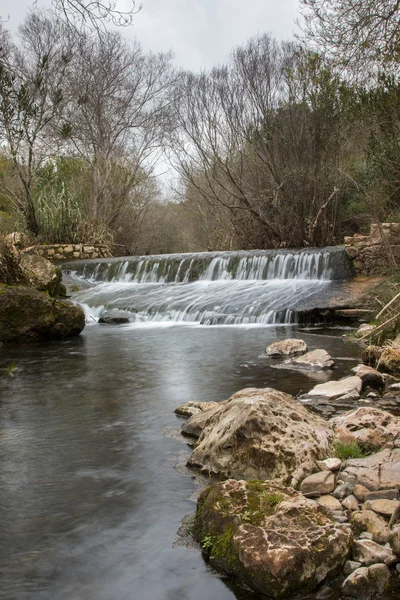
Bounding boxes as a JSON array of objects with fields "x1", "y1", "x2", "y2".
[{"x1": 333, "y1": 440, "x2": 379, "y2": 460}]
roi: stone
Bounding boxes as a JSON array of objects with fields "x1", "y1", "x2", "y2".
[
  {"x1": 389, "y1": 526, "x2": 400, "y2": 557},
  {"x1": 344, "y1": 560, "x2": 362, "y2": 576},
  {"x1": 388, "y1": 382, "x2": 400, "y2": 391},
  {"x1": 317, "y1": 495, "x2": 342, "y2": 511},
  {"x1": 20, "y1": 253, "x2": 66, "y2": 297},
  {"x1": 362, "y1": 346, "x2": 383, "y2": 369},
  {"x1": 378, "y1": 348, "x2": 400, "y2": 375},
  {"x1": 284, "y1": 349, "x2": 334, "y2": 370},
  {"x1": 0, "y1": 285, "x2": 85, "y2": 343},
  {"x1": 329, "y1": 407, "x2": 400, "y2": 448},
  {"x1": 307, "y1": 376, "x2": 362, "y2": 400},
  {"x1": 342, "y1": 446, "x2": 400, "y2": 492},
  {"x1": 333, "y1": 482, "x2": 355, "y2": 500},
  {"x1": 182, "y1": 402, "x2": 226, "y2": 438},
  {"x1": 265, "y1": 338, "x2": 307, "y2": 358},
  {"x1": 98, "y1": 310, "x2": 131, "y2": 324},
  {"x1": 342, "y1": 495, "x2": 359, "y2": 511},
  {"x1": 187, "y1": 388, "x2": 334, "y2": 486},
  {"x1": 369, "y1": 499, "x2": 400, "y2": 517},
  {"x1": 316, "y1": 458, "x2": 342, "y2": 472},
  {"x1": 354, "y1": 485, "x2": 371, "y2": 502},
  {"x1": 359, "y1": 532, "x2": 374, "y2": 540},
  {"x1": 350, "y1": 511, "x2": 389, "y2": 544},
  {"x1": 342, "y1": 564, "x2": 392, "y2": 599},
  {"x1": 174, "y1": 401, "x2": 218, "y2": 419},
  {"x1": 336, "y1": 391, "x2": 361, "y2": 401},
  {"x1": 354, "y1": 365, "x2": 385, "y2": 389},
  {"x1": 352, "y1": 539, "x2": 396, "y2": 566},
  {"x1": 195, "y1": 479, "x2": 353, "y2": 598},
  {"x1": 366, "y1": 489, "x2": 400, "y2": 502},
  {"x1": 5, "y1": 231, "x2": 31, "y2": 249},
  {"x1": 300, "y1": 471, "x2": 335, "y2": 496}
]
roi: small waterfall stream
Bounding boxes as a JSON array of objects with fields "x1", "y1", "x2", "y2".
[{"x1": 64, "y1": 247, "x2": 354, "y2": 326}]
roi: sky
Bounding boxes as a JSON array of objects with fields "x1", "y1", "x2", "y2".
[{"x1": 5, "y1": 0, "x2": 300, "y2": 71}]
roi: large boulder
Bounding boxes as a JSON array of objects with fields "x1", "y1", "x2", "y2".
[
  {"x1": 305, "y1": 376, "x2": 362, "y2": 400},
  {"x1": 284, "y1": 349, "x2": 334, "y2": 370},
  {"x1": 265, "y1": 338, "x2": 307, "y2": 358},
  {"x1": 330, "y1": 407, "x2": 400, "y2": 448},
  {"x1": 187, "y1": 387, "x2": 334, "y2": 486},
  {"x1": 19, "y1": 253, "x2": 66, "y2": 297},
  {"x1": 194, "y1": 479, "x2": 352, "y2": 598},
  {"x1": 342, "y1": 564, "x2": 393, "y2": 599},
  {"x1": 341, "y1": 442, "x2": 400, "y2": 492},
  {"x1": 0, "y1": 285, "x2": 85, "y2": 343}
]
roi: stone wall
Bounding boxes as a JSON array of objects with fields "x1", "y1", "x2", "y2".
[
  {"x1": 23, "y1": 243, "x2": 112, "y2": 261},
  {"x1": 345, "y1": 223, "x2": 400, "y2": 276}
]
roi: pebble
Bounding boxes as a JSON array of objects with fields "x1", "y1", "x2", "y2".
[
  {"x1": 343, "y1": 560, "x2": 362, "y2": 576},
  {"x1": 333, "y1": 482, "x2": 355, "y2": 500}
]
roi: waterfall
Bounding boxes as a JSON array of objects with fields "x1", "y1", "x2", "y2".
[{"x1": 64, "y1": 247, "x2": 353, "y2": 326}]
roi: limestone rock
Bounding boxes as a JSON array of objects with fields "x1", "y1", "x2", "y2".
[
  {"x1": 182, "y1": 402, "x2": 225, "y2": 438},
  {"x1": 19, "y1": 253, "x2": 65, "y2": 297},
  {"x1": 300, "y1": 471, "x2": 335, "y2": 496},
  {"x1": 389, "y1": 526, "x2": 400, "y2": 557},
  {"x1": 284, "y1": 349, "x2": 334, "y2": 370},
  {"x1": 98, "y1": 310, "x2": 131, "y2": 324},
  {"x1": 342, "y1": 564, "x2": 392, "y2": 599},
  {"x1": 195, "y1": 479, "x2": 352, "y2": 598},
  {"x1": 368, "y1": 499, "x2": 400, "y2": 517},
  {"x1": 342, "y1": 495, "x2": 359, "y2": 511},
  {"x1": 330, "y1": 407, "x2": 400, "y2": 448},
  {"x1": 317, "y1": 458, "x2": 341, "y2": 472},
  {"x1": 342, "y1": 445, "x2": 400, "y2": 492},
  {"x1": 333, "y1": 482, "x2": 355, "y2": 500},
  {"x1": 352, "y1": 539, "x2": 396, "y2": 565},
  {"x1": 354, "y1": 485, "x2": 371, "y2": 502},
  {"x1": 378, "y1": 347, "x2": 400, "y2": 375},
  {"x1": 317, "y1": 495, "x2": 342, "y2": 511},
  {"x1": 343, "y1": 560, "x2": 362, "y2": 576},
  {"x1": 354, "y1": 365, "x2": 384, "y2": 390},
  {"x1": 307, "y1": 376, "x2": 362, "y2": 400},
  {"x1": 350, "y1": 511, "x2": 389, "y2": 544},
  {"x1": 0, "y1": 285, "x2": 85, "y2": 343},
  {"x1": 265, "y1": 338, "x2": 307, "y2": 358},
  {"x1": 187, "y1": 388, "x2": 334, "y2": 486},
  {"x1": 174, "y1": 401, "x2": 218, "y2": 419}
]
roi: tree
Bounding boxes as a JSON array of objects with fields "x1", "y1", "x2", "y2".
[{"x1": 299, "y1": 0, "x2": 400, "y2": 74}]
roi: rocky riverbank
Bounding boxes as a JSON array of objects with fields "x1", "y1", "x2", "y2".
[
  {"x1": 174, "y1": 338, "x2": 400, "y2": 599},
  {"x1": 0, "y1": 239, "x2": 85, "y2": 344}
]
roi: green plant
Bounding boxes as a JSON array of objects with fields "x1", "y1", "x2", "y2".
[
  {"x1": 70, "y1": 284, "x2": 80, "y2": 293},
  {"x1": 201, "y1": 534, "x2": 214, "y2": 551},
  {"x1": 333, "y1": 440, "x2": 373, "y2": 460},
  {"x1": 2, "y1": 362, "x2": 18, "y2": 377}
]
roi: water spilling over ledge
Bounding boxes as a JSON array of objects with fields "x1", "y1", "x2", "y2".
[{"x1": 63, "y1": 247, "x2": 354, "y2": 326}]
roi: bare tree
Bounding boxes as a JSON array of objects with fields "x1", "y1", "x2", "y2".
[{"x1": 54, "y1": 0, "x2": 140, "y2": 30}]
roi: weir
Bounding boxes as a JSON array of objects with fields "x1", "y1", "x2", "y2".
[{"x1": 63, "y1": 247, "x2": 354, "y2": 326}]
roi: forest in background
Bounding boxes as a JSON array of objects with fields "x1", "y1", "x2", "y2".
[{"x1": 1, "y1": 1, "x2": 400, "y2": 254}]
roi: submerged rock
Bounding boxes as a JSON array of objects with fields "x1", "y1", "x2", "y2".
[
  {"x1": 187, "y1": 387, "x2": 334, "y2": 486},
  {"x1": 284, "y1": 349, "x2": 334, "y2": 370},
  {"x1": 98, "y1": 310, "x2": 131, "y2": 324},
  {"x1": 265, "y1": 338, "x2": 307, "y2": 358},
  {"x1": 330, "y1": 407, "x2": 400, "y2": 448},
  {"x1": 0, "y1": 285, "x2": 85, "y2": 343},
  {"x1": 194, "y1": 479, "x2": 352, "y2": 598},
  {"x1": 174, "y1": 401, "x2": 218, "y2": 419}
]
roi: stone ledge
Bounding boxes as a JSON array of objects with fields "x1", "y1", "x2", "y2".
[
  {"x1": 22, "y1": 243, "x2": 113, "y2": 261},
  {"x1": 345, "y1": 223, "x2": 400, "y2": 276}
]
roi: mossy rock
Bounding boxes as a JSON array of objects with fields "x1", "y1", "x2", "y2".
[
  {"x1": 194, "y1": 479, "x2": 352, "y2": 598},
  {"x1": 0, "y1": 285, "x2": 85, "y2": 343}
]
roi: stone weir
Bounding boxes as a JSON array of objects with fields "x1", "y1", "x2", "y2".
[{"x1": 62, "y1": 247, "x2": 371, "y2": 326}]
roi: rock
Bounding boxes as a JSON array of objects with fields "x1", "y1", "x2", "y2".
[
  {"x1": 329, "y1": 407, "x2": 400, "y2": 448},
  {"x1": 342, "y1": 445, "x2": 400, "y2": 492},
  {"x1": 362, "y1": 346, "x2": 383, "y2": 369},
  {"x1": 5, "y1": 232, "x2": 31, "y2": 249},
  {"x1": 195, "y1": 479, "x2": 352, "y2": 598},
  {"x1": 174, "y1": 401, "x2": 218, "y2": 419},
  {"x1": 388, "y1": 382, "x2": 400, "y2": 391},
  {"x1": 369, "y1": 499, "x2": 400, "y2": 517},
  {"x1": 350, "y1": 511, "x2": 389, "y2": 544},
  {"x1": 336, "y1": 391, "x2": 361, "y2": 401},
  {"x1": 300, "y1": 471, "x2": 335, "y2": 496},
  {"x1": 342, "y1": 564, "x2": 392, "y2": 599},
  {"x1": 342, "y1": 495, "x2": 359, "y2": 511},
  {"x1": 352, "y1": 539, "x2": 396, "y2": 565},
  {"x1": 19, "y1": 253, "x2": 66, "y2": 297},
  {"x1": 187, "y1": 388, "x2": 334, "y2": 486},
  {"x1": 378, "y1": 348, "x2": 400, "y2": 375},
  {"x1": 333, "y1": 482, "x2": 355, "y2": 500},
  {"x1": 354, "y1": 365, "x2": 385, "y2": 390},
  {"x1": 359, "y1": 532, "x2": 374, "y2": 540},
  {"x1": 344, "y1": 560, "x2": 362, "y2": 576},
  {"x1": 316, "y1": 458, "x2": 342, "y2": 471},
  {"x1": 265, "y1": 338, "x2": 307, "y2": 357},
  {"x1": 358, "y1": 324, "x2": 375, "y2": 333},
  {"x1": 389, "y1": 526, "x2": 400, "y2": 557},
  {"x1": 98, "y1": 310, "x2": 131, "y2": 324},
  {"x1": 366, "y1": 489, "x2": 400, "y2": 502},
  {"x1": 317, "y1": 495, "x2": 342, "y2": 511},
  {"x1": 182, "y1": 402, "x2": 225, "y2": 438},
  {"x1": 284, "y1": 349, "x2": 334, "y2": 370},
  {"x1": 354, "y1": 485, "x2": 371, "y2": 502},
  {"x1": 307, "y1": 376, "x2": 362, "y2": 400},
  {"x1": 0, "y1": 285, "x2": 85, "y2": 343}
]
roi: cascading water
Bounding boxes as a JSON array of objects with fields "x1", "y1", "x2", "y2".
[{"x1": 63, "y1": 247, "x2": 354, "y2": 326}]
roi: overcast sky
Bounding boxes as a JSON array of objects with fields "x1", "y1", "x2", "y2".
[{"x1": 6, "y1": 0, "x2": 300, "y2": 71}]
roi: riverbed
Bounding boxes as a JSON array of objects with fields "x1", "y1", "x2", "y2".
[{"x1": 0, "y1": 324, "x2": 362, "y2": 600}]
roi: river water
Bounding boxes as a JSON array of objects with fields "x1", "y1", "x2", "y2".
[{"x1": 0, "y1": 323, "x2": 362, "y2": 600}]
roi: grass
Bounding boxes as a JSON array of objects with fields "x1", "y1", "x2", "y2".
[
  {"x1": 1, "y1": 362, "x2": 18, "y2": 377},
  {"x1": 333, "y1": 440, "x2": 379, "y2": 460}
]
